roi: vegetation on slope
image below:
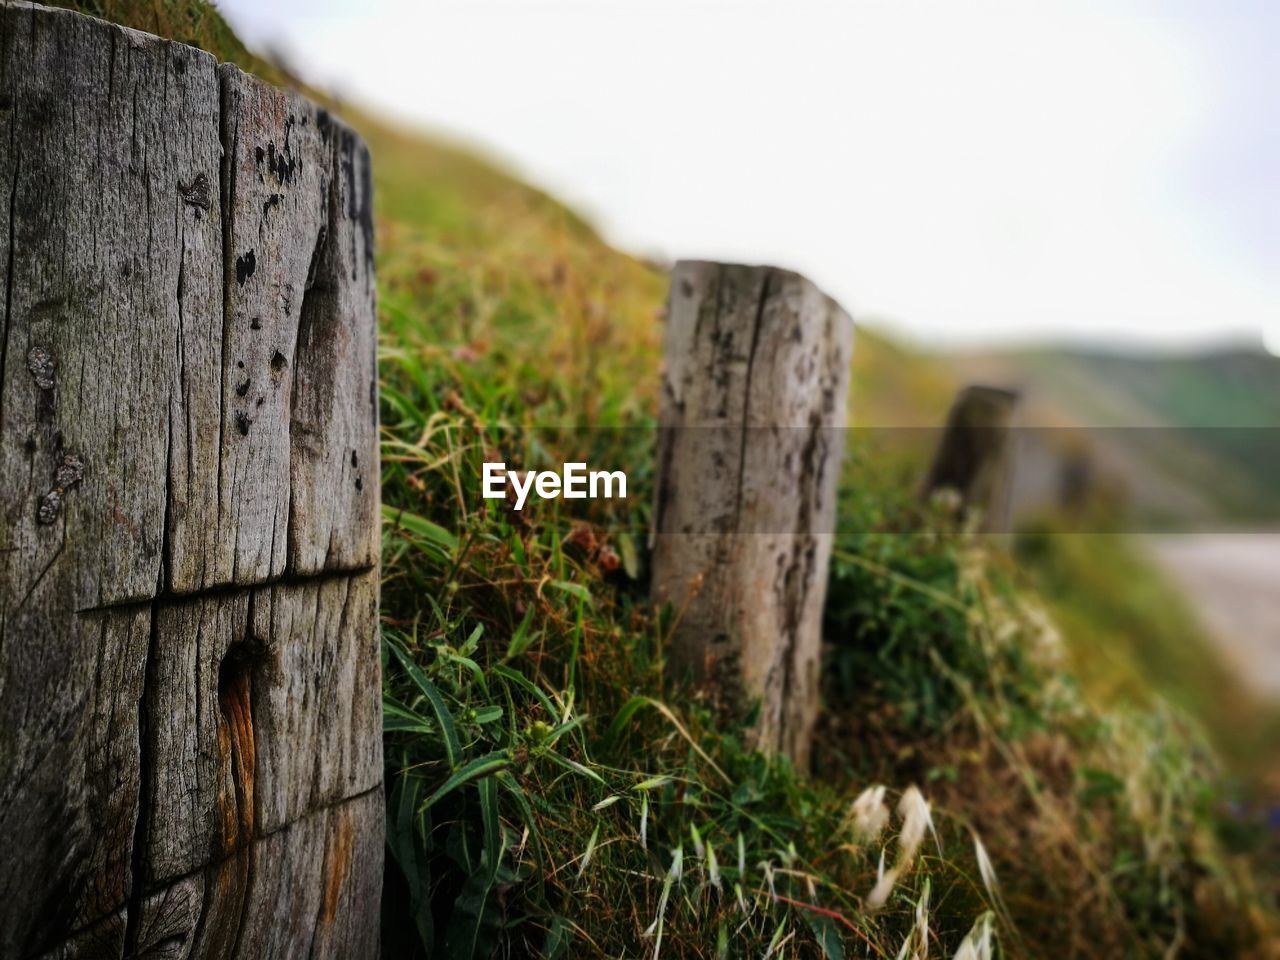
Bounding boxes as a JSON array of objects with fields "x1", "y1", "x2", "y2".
[
  {"x1": 53, "y1": 2, "x2": 1280, "y2": 955},
  {"x1": 366, "y1": 107, "x2": 1277, "y2": 957}
]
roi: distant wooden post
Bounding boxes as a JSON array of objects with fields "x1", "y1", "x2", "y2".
[
  {"x1": 0, "y1": 5, "x2": 381, "y2": 957},
  {"x1": 921, "y1": 385, "x2": 1018, "y2": 530},
  {"x1": 652, "y1": 261, "x2": 853, "y2": 769}
]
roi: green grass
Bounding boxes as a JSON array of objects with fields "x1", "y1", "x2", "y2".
[
  {"x1": 366, "y1": 124, "x2": 1280, "y2": 955},
  {"x1": 51, "y1": 2, "x2": 1280, "y2": 955}
]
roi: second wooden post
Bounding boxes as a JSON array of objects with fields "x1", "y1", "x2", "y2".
[{"x1": 652, "y1": 261, "x2": 853, "y2": 769}]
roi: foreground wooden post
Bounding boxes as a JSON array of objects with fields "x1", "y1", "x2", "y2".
[
  {"x1": 652, "y1": 261, "x2": 853, "y2": 769},
  {"x1": 921, "y1": 385, "x2": 1018, "y2": 530},
  {"x1": 0, "y1": 5, "x2": 381, "y2": 956}
]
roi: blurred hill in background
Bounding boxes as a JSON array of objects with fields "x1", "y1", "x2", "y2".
[{"x1": 955, "y1": 346, "x2": 1280, "y2": 526}]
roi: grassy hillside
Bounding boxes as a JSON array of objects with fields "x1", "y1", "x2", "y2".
[
  {"x1": 946, "y1": 345, "x2": 1280, "y2": 782},
  {"x1": 55, "y1": 3, "x2": 1280, "y2": 956},
  {"x1": 328, "y1": 103, "x2": 1280, "y2": 959}
]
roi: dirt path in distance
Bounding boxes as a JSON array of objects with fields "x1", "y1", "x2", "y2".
[{"x1": 1144, "y1": 533, "x2": 1280, "y2": 699}]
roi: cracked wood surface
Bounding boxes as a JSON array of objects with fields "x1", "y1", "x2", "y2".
[
  {"x1": 0, "y1": 4, "x2": 381, "y2": 957},
  {"x1": 651, "y1": 261, "x2": 852, "y2": 769}
]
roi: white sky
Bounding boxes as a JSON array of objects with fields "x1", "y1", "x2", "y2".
[{"x1": 220, "y1": 0, "x2": 1278, "y2": 350}]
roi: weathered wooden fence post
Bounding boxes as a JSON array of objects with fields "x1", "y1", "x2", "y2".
[
  {"x1": 651, "y1": 261, "x2": 853, "y2": 769},
  {"x1": 921, "y1": 385, "x2": 1018, "y2": 530},
  {"x1": 0, "y1": 5, "x2": 382, "y2": 956}
]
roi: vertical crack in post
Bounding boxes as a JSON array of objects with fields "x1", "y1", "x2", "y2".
[
  {"x1": 731, "y1": 269, "x2": 771, "y2": 538},
  {"x1": 286, "y1": 145, "x2": 337, "y2": 575},
  {"x1": 160, "y1": 245, "x2": 183, "y2": 596},
  {"x1": 121, "y1": 601, "x2": 159, "y2": 956},
  {"x1": 776, "y1": 407, "x2": 824, "y2": 757},
  {"x1": 1, "y1": 149, "x2": 19, "y2": 432},
  {"x1": 215, "y1": 73, "x2": 238, "y2": 571},
  {"x1": 726, "y1": 269, "x2": 773, "y2": 743}
]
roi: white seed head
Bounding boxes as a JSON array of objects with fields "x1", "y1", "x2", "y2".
[
  {"x1": 866, "y1": 847, "x2": 901, "y2": 912},
  {"x1": 896, "y1": 786, "x2": 938, "y2": 864},
  {"x1": 951, "y1": 912, "x2": 995, "y2": 960},
  {"x1": 851, "y1": 784, "x2": 891, "y2": 841}
]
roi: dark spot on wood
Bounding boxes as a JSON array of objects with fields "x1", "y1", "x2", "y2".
[
  {"x1": 256, "y1": 397, "x2": 264, "y2": 407},
  {"x1": 354, "y1": 477, "x2": 362, "y2": 491},
  {"x1": 235, "y1": 250, "x2": 256, "y2": 286},
  {"x1": 270, "y1": 350, "x2": 287, "y2": 372},
  {"x1": 35, "y1": 454, "x2": 84, "y2": 524},
  {"x1": 26, "y1": 345, "x2": 56, "y2": 390},
  {"x1": 36, "y1": 489, "x2": 62, "y2": 525},
  {"x1": 263, "y1": 140, "x2": 297, "y2": 186},
  {"x1": 316, "y1": 108, "x2": 331, "y2": 142},
  {"x1": 54, "y1": 453, "x2": 85, "y2": 489},
  {"x1": 178, "y1": 173, "x2": 211, "y2": 211},
  {"x1": 350, "y1": 450, "x2": 358, "y2": 468},
  {"x1": 254, "y1": 145, "x2": 265, "y2": 167},
  {"x1": 236, "y1": 360, "x2": 244, "y2": 369},
  {"x1": 235, "y1": 412, "x2": 251, "y2": 436},
  {"x1": 262, "y1": 193, "x2": 281, "y2": 218},
  {"x1": 249, "y1": 317, "x2": 261, "y2": 330},
  {"x1": 235, "y1": 378, "x2": 250, "y2": 398}
]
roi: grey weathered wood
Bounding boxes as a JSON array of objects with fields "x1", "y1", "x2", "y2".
[
  {"x1": 921, "y1": 384, "x2": 1018, "y2": 530},
  {"x1": 651, "y1": 261, "x2": 853, "y2": 769},
  {"x1": 0, "y1": 4, "x2": 382, "y2": 956},
  {"x1": 203, "y1": 65, "x2": 378, "y2": 590}
]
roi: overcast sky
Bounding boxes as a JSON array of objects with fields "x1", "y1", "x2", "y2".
[{"x1": 220, "y1": 0, "x2": 1278, "y2": 351}]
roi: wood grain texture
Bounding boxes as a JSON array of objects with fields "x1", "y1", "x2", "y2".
[
  {"x1": 173, "y1": 64, "x2": 379, "y2": 592},
  {"x1": 0, "y1": 4, "x2": 381, "y2": 956},
  {"x1": 651, "y1": 261, "x2": 853, "y2": 768}
]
